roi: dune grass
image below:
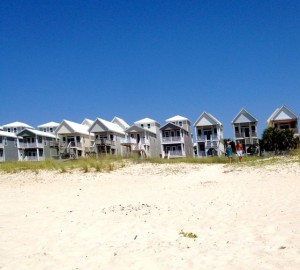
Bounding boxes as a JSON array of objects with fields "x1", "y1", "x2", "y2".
[{"x1": 0, "y1": 149, "x2": 298, "y2": 173}]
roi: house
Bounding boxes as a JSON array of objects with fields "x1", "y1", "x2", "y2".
[
  {"x1": 0, "y1": 131, "x2": 20, "y2": 161},
  {"x1": 2, "y1": 121, "x2": 33, "y2": 134},
  {"x1": 267, "y1": 105, "x2": 299, "y2": 137},
  {"x1": 81, "y1": 118, "x2": 94, "y2": 128},
  {"x1": 160, "y1": 115, "x2": 193, "y2": 158},
  {"x1": 88, "y1": 117, "x2": 128, "y2": 156},
  {"x1": 38, "y1": 122, "x2": 60, "y2": 134},
  {"x1": 54, "y1": 120, "x2": 95, "y2": 159},
  {"x1": 17, "y1": 129, "x2": 57, "y2": 161},
  {"x1": 121, "y1": 118, "x2": 161, "y2": 158},
  {"x1": 232, "y1": 108, "x2": 260, "y2": 155},
  {"x1": 194, "y1": 112, "x2": 224, "y2": 157}
]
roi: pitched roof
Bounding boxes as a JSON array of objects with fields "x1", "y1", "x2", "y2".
[
  {"x1": 37, "y1": 121, "x2": 60, "y2": 128},
  {"x1": 0, "y1": 130, "x2": 19, "y2": 138},
  {"x1": 125, "y1": 124, "x2": 156, "y2": 135},
  {"x1": 111, "y1": 116, "x2": 130, "y2": 130},
  {"x1": 89, "y1": 118, "x2": 125, "y2": 135},
  {"x1": 56, "y1": 120, "x2": 90, "y2": 135},
  {"x1": 194, "y1": 112, "x2": 222, "y2": 127},
  {"x1": 18, "y1": 129, "x2": 56, "y2": 139},
  {"x1": 267, "y1": 105, "x2": 298, "y2": 122},
  {"x1": 160, "y1": 122, "x2": 185, "y2": 130},
  {"x1": 81, "y1": 118, "x2": 94, "y2": 127},
  {"x1": 134, "y1": 117, "x2": 157, "y2": 124},
  {"x1": 166, "y1": 115, "x2": 188, "y2": 122},
  {"x1": 2, "y1": 121, "x2": 33, "y2": 129},
  {"x1": 232, "y1": 108, "x2": 258, "y2": 124}
]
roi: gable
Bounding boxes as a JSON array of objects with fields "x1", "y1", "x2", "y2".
[
  {"x1": 56, "y1": 123, "x2": 73, "y2": 134},
  {"x1": 273, "y1": 108, "x2": 298, "y2": 121},
  {"x1": 18, "y1": 130, "x2": 35, "y2": 137},
  {"x1": 233, "y1": 109, "x2": 257, "y2": 124},
  {"x1": 198, "y1": 117, "x2": 214, "y2": 126},
  {"x1": 90, "y1": 121, "x2": 108, "y2": 133}
]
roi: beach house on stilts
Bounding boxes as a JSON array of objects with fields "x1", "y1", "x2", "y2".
[
  {"x1": 267, "y1": 105, "x2": 299, "y2": 137},
  {"x1": 194, "y1": 112, "x2": 224, "y2": 157},
  {"x1": 160, "y1": 115, "x2": 193, "y2": 158},
  {"x1": 232, "y1": 108, "x2": 260, "y2": 155},
  {"x1": 121, "y1": 118, "x2": 161, "y2": 158}
]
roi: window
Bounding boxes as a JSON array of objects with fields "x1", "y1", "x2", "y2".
[
  {"x1": 176, "y1": 130, "x2": 180, "y2": 137},
  {"x1": 4, "y1": 137, "x2": 7, "y2": 146},
  {"x1": 110, "y1": 134, "x2": 114, "y2": 140},
  {"x1": 235, "y1": 126, "x2": 239, "y2": 132},
  {"x1": 44, "y1": 128, "x2": 47, "y2": 132},
  {"x1": 214, "y1": 128, "x2": 217, "y2": 134},
  {"x1": 50, "y1": 128, "x2": 53, "y2": 132},
  {"x1": 251, "y1": 126, "x2": 255, "y2": 131},
  {"x1": 179, "y1": 121, "x2": 182, "y2": 126},
  {"x1": 141, "y1": 124, "x2": 144, "y2": 128},
  {"x1": 147, "y1": 124, "x2": 150, "y2": 129},
  {"x1": 14, "y1": 128, "x2": 17, "y2": 133},
  {"x1": 63, "y1": 137, "x2": 66, "y2": 142},
  {"x1": 76, "y1": 136, "x2": 80, "y2": 142},
  {"x1": 7, "y1": 128, "x2": 10, "y2": 132}
]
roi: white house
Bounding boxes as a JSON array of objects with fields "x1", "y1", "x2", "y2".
[
  {"x1": 121, "y1": 118, "x2": 161, "y2": 158},
  {"x1": 160, "y1": 115, "x2": 193, "y2": 158},
  {"x1": 55, "y1": 120, "x2": 95, "y2": 159},
  {"x1": 38, "y1": 121, "x2": 60, "y2": 134},
  {"x1": 232, "y1": 108, "x2": 260, "y2": 155},
  {"x1": 88, "y1": 117, "x2": 128, "y2": 156},
  {"x1": 2, "y1": 121, "x2": 33, "y2": 134},
  {"x1": 194, "y1": 112, "x2": 224, "y2": 157}
]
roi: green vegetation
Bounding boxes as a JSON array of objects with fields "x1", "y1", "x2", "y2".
[
  {"x1": 179, "y1": 229, "x2": 198, "y2": 239},
  {"x1": 0, "y1": 148, "x2": 299, "y2": 173}
]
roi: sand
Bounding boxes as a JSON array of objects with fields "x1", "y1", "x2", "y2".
[{"x1": 0, "y1": 161, "x2": 300, "y2": 270}]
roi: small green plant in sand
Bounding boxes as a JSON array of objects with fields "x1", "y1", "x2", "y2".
[{"x1": 179, "y1": 229, "x2": 198, "y2": 239}]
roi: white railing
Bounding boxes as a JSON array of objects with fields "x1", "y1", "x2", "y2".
[
  {"x1": 196, "y1": 135, "x2": 206, "y2": 141},
  {"x1": 68, "y1": 141, "x2": 82, "y2": 148},
  {"x1": 95, "y1": 138, "x2": 115, "y2": 146},
  {"x1": 162, "y1": 136, "x2": 182, "y2": 143},
  {"x1": 121, "y1": 138, "x2": 137, "y2": 144},
  {"x1": 140, "y1": 138, "x2": 150, "y2": 145},
  {"x1": 23, "y1": 156, "x2": 45, "y2": 161},
  {"x1": 206, "y1": 141, "x2": 217, "y2": 147},
  {"x1": 196, "y1": 134, "x2": 220, "y2": 141},
  {"x1": 19, "y1": 142, "x2": 44, "y2": 148},
  {"x1": 235, "y1": 132, "x2": 257, "y2": 138},
  {"x1": 168, "y1": 150, "x2": 184, "y2": 157}
]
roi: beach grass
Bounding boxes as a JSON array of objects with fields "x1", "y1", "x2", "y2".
[{"x1": 0, "y1": 149, "x2": 299, "y2": 173}]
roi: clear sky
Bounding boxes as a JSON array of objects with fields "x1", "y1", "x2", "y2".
[{"x1": 1, "y1": 0, "x2": 299, "y2": 138}]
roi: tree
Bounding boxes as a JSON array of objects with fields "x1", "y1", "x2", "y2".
[{"x1": 261, "y1": 127, "x2": 299, "y2": 153}]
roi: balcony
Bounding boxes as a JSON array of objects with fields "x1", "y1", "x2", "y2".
[
  {"x1": 49, "y1": 141, "x2": 59, "y2": 147},
  {"x1": 19, "y1": 142, "x2": 44, "y2": 149},
  {"x1": 206, "y1": 141, "x2": 217, "y2": 147},
  {"x1": 95, "y1": 138, "x2": 115, "y2": 146},
  {"x1": 235, "y1": 131, "x2": 257, "y2": 138},
  {"x1": 67, "y1": 141, "x2": 83, "y2": 148},
  {"x1": 196, "y1": 134, "x2": 221, "y2": 142},
  {"x1": 23, "y1": 156, "x2": 45, "y2": 161},
  {"x1": 121, "y1": 138, "x2": 137, "y2": 144},
  {"x1": 162, "y1": 136, "x2": 183, "y2": 143}
]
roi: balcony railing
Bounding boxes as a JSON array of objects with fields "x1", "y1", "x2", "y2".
[
  {"x1": 23, "y1": 156, "x2": 45, "y2": 161},
  {"x1": 162, "y1": 136, "x2": 182, "y2": 143},
  {"x1": 49, "y1": 141, "x2": 59, "y2": 147},
  {"x1": 235, "y1": 132, "x2": 257, "y2": 138},
  {"x1": 68, "y1": 141, "x2": 83, "y2": 148},
  {"x1": 121, "y1": 138, "x2": 137, "y2": 144},
  {"x1": 196, "y1": 134, "x2": 220, "y2": 141},
  {"x1": 19, "y1": 142, "x2": 44, "y2": 148},
  {"x1": 206, "y1": 141, "x2": 218, "y2": 147},
  {"x1": 95, "y1": 138, "x2": 115, "y2": 146},
  {"x1": 168, "y1": 150, "x2": 184, "y2": 157}
]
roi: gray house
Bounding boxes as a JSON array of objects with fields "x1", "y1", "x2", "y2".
[
  {"x1": 160, "y1": 115, "x2": 194, "y2": 158},
  {"x1": 17, "y1": 129, "x2": 57, "y2": 161},
  {"x1": 0, "y1": 131, "x2": 20, "y2": 161},
  {"x1": 88, "y1": 117, "x2": 128, "y2": 156},
  {"x1": 121, "y1": 118, "x2": 161, "y2": 158}
]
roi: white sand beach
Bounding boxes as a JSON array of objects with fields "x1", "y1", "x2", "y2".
[{"x1": 0, "y1": 161, "x2": 300, "y2": 270}]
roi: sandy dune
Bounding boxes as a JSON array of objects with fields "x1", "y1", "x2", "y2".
[{"x1": 0, "y1": 162, "x2": 299, "y2": 269}]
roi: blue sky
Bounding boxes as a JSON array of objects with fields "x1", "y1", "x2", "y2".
[{"x1": 1, "y1": 0, "x2": 299, "y2": 138}]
